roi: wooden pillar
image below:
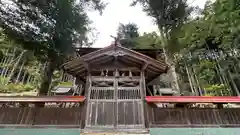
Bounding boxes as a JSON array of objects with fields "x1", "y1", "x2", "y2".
[
  {"x1": 84, "y1": 73, "x2": 91, "y2": 128},
  {"x1": 141, "y1": 71, "x2": 148, "y2": 128}
]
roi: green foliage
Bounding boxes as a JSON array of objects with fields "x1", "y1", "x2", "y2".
[
  {"x1": 0, "y1": 76, "x2": 36, "y2": 93},
  {"x1": 58, "y1": 81, "x2": 73, "y2": 86},
  {"x1": 0, "y1": 83, "x2": 36, "y2": 93},
  {"x1": 131, "y1": 0, "x2": 197, "y2": 93},
  {"x1": 172, "y1": 0, "x2": 240, "y2": 95},
  {"x1": 179, "y1": 0, "x2": 240, "y2": 52},
  {"x1": 131, "y1": 0, "x2": 195, "y2": 56},
  {"x1": 205, "y1": 84, "x2": 230, "y2": 96},
  {"x1": 131, "y1": 0, "x2": 193, "y2": 31},
  {"x1": 117, "y1": 23, "x2": 140, "y2": 48},
  {"x1": 117, "y1": 23, "x2": 139, "y2": 39},
  {"x1": 197, "y1": 60, "x2": 218, "y2": 84},
  {"x1": 0, "y1": 50, "x2": 3, "y2": 61},
  {"x1": 117, "y1": 23, "x2": 162, "y2": 49},
  {"x1": 133, "y1": 32, "x2": 162, "y2": 49},
  {"x1": 0, "y1": 77, "x2": 9, "y2": 85},
  {"x1": 131, "y1": 0, "x2": 240, "y2": 96},
  {"x1": 0, "y1": 0, "x2": 106, "y2": 95}
]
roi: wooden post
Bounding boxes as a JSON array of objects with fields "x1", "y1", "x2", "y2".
[{"x1": 84, "y1": 74, "x2": 91, "y2": 127}]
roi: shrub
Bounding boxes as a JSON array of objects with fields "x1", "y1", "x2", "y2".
[{"x1": 0, "y1": 83, "x2": 36, "y2": 93}]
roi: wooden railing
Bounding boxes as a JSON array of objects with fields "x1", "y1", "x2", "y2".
[
  {"x1": 2, "y1": 96, "x2": 240, "y2": 128},
  {"x1": 147, "y1": 106, "x2": 240, "y2": 127},
  {"x1": 145, "y1": 96, "x2": 240, "y2": 103},
  {"x1": 146, "y1": 96, "x2": 240, "y2": 127},
  {"x1": 0, "y1": 96, "x2": 86, "y2": 128}
]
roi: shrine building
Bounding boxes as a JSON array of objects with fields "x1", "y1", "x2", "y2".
[{"x1": 0, "y1": 43, "x2": 240, "y2": 135}]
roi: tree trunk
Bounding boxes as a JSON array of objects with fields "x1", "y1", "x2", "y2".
[
  {"x1": 38, "y1": 60, "x2": 56, "y2": 96},
  {"x1": 162, "y1": 47, "x2": 180, "y2": 93},
  {"x1": 159, "y1": 29, "x2": 180, "y2": 94}
]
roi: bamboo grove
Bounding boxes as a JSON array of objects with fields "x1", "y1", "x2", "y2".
[
  {"x1": 0, "y1": 35, "x2": 75, "y2": 94},
  {"x1": 128, "y1": 0, "x2": 240, "y2": 96}
]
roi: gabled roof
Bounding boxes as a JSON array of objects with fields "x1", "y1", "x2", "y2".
[
  {"x1": 76, "y1": 47, "x2": 163, "y2": 59},
  {"x1": 62, "y1": 44, "x2": 169, "y2": 82}
]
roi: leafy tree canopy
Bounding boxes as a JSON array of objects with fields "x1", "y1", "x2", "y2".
[{"x1": 0, "y1": 0, "x2": 106, "y2": 95}]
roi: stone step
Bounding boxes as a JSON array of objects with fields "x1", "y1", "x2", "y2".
[
  {"x1": 82, "y1": 128, "x2": 149, "y2": 135},
  {"x1": 82, "y1": 133, "x2": 149, "y2": 135}
]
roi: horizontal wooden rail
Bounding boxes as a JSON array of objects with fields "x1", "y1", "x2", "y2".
[
  {"x1": 145, "y1": 96, "x2": 240, "y2": 103},
  {"x1": 0, "y1": 96, "x2": 85, "y2": 102}
]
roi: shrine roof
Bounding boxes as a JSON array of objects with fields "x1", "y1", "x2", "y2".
[
  {"x1": 76, "y1": 47, "x2": 163, "y2": 59},
  {"x1": 62, "y1": 44, "x2": 169, "y2": 82}
]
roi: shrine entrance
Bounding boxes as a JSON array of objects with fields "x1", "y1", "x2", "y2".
[
  {"x1": 85, "y1": 69, "x2": 145, "y2": 129},
  {"x1": 62, "y1": 44, "x2": 169, "y2": 131}
]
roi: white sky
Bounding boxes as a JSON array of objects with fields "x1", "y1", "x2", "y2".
[{"x1": 87, "y1": 0, "x2": 208, "y2": 48}]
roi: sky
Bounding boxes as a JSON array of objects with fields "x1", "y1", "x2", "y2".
[{"x1": 87, "y1": 0, "x2": 208, "y2": 48}]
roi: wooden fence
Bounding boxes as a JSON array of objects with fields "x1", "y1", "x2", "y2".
[
  {"x1": 148, "y1": 107, "x2": 240, "y2": 127},
  {"x1": 0, "y1": 104, "x2": 85, "y2": 128},
  {"x1": 1, "y1": 98, "x2": 240, "y2": 128}
]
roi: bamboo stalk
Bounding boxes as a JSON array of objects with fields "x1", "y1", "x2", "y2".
[
  {"x1": 21, "y1": 70, "x2": 27, "y2": 84},
  {"x1": 15, "y1": 60, "x2": 25, "y2": 84},
  {"x1": 6, "y1": 50, "x2": 26, "y2": 85},
  {"x1": 3, "y1": 48, "x2": 16, "y2": 79}
]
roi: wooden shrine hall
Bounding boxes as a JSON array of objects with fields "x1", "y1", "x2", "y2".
[
  {"x1": 62, "y1": 43, "x2": 168, "y2": 131},
  {"x1": 1, "y1": 44, "x2": 240, "y2": 134}
]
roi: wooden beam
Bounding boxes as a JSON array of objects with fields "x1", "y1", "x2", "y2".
[
  {"x1": 82, "y1": 60, "x2": 89, "y2": 71},
  {"x1": 83, "y1": 50, "x2": 116, "y2": 62},
  {"x1": 91, "y1": 76, "x2": 140, "y2": 82},
  {"x1": 148, "y1": 65, "x2": 164, "y2": 73},
  {"x1": 81, "y1": 45, "x2": 114, "y2": 61},
  {"x1": 62, "y1": 45, "x2": 114, "y2": 67},
  {"x1": 64, "y1": 58, "x2": 88, "y2": 71},
  {"x1": 71, "y1": 66, "x2": 85, "y2": 72},
  {"x1": 64, "y1": 58, "x2": 83, "y2": 69},
  {"x1": 121, "y1": 55, "x2": 144, "y2": 65},
  {"x1": 141, "y1": 63, "x2": 149, "y2": 71},
  {"x1": 118, "y1": 57, "x2": 142, "y2": 68},
  {"x1": 91, "y1": 67, "x2": 140, "y2": 72},
  {"x1": 75, "y1": 68, "x2": 87, "y2": 75},
  {"x1": 118, "y1": 46, "x2": 167, "y2": 70},
  {"x1": 145, "y1": 96, "x2": 240, "y2": 103},
  {"x1": 88, "y1": 56, "x2": 114, "y2": 65},
  {"x1": 0, "y1": 96, "x2": 85, "y2": 103}
]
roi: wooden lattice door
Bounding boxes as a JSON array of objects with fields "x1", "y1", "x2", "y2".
[{"x1": 85, "y1": 74, "x2": 145, "y2": 129}]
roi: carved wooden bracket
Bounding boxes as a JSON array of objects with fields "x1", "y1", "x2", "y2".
[{"x1": 106, "y1": 50, "x2": 125, "y2": 57}]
